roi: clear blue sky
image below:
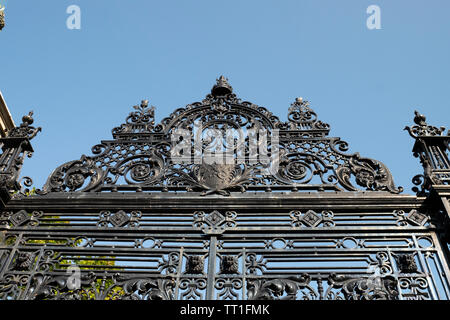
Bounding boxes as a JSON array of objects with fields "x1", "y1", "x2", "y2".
[{"x1": 0, "y1": 0, "x2": 449, "y2": 192}]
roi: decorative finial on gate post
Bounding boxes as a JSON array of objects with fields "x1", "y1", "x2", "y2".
[
  {"x1": 7, "y1": 111, "x2": 42, "y2": 141},
  {"x1": 141, "y1": 100, "x2": 149, "y2": 108},
  {"x1": 405, "y1": 110, "x2": 446, "y2": 138},
  {"x1": 0, "y1": 5, "x2": 5, "y2": 31},
  {"x1": 211, "y1": 76, "x2": 233, "y2": 97},
  {"x1": 413, "y1": 110, "x2": 427, "y2": 126}
]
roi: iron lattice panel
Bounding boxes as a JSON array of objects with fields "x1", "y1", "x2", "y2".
[{"x1": 1, "y1": 202, "x2": 449, "y2": 300}]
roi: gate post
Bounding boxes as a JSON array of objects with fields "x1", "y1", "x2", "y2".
[{"x1": 405, "y1": 110, "x2": 450, "y2": 245}]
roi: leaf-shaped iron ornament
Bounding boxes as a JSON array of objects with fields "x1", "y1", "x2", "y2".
[
  {"x1": 335, "y1": 154, "x2": 403, "y2": 193},
  {"x1": 169, "y1": 163, "x2": 253, "y2": 196}
]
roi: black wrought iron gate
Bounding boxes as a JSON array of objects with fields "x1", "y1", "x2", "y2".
[{"x1": 0, "y1": 77, "x2": 449, "y2": 300}]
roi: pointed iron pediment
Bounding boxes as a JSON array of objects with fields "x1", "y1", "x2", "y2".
[{"x1": 40, "y1": 77, "x2": 402, "y2": 195}]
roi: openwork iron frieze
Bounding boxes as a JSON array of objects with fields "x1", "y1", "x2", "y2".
[
  {"x1": 0, "y1": 111, "x2": 41, "y2": 196},
  {"x1": 185, "y1": 255, "x2": 205, "y2": 275},
  {"x1": 193, "y1": 210, "x2": 237, "y2": 234},
  {"x1": 394, "y1": 209, "x2": 431, "y2": 227},
  {"x1": 37, "y1": 77, "x2": 402, "y2": 195},
  {"x1": 97, "y1": 210, "x2": 142, "y2": 228},
  {"x1": 326, "y1": 273, "x2": 399, "y2": 300},
  {"x1": 290, "y1": 210, "x2": 335, "y2": 228},
  {"x1": 247, "y1": 274, "x2": 313, "y2": 300},
  {"x1": 394, "y1": 254, "x2": 419, "y2": 274},
  {"x1": 0, "y1": 210, "x2": 43, "y2": 229},
  {"x1": 405, "y1": 111, "x2": 447, "y2": 139},
  {"x1": 26, "y1": 273, "x2": 176, "y2": 300}
]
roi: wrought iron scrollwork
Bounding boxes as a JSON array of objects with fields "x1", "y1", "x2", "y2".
[
  {"x1": 290, "y1": 210, "x2": 335, "y2": 228},
  {"x1": 215, "y1": 278, "x2": 243, "y2": 300},
  {"x1": 398, "y1": 277, "x2": 430, "y2": 300},
  {"x1": 0, "y1": 210, "x2": 43, "y2": 228},
  {"x1": 6, "y1": 112, "x2": 41, "y2": 140},
  {"x1": 23, "y1": 272, "x2": 177, "y2": 300},
  {"x1": 98, "y1": 210, "x2": 142, "y2": 228},
  {"x1": 247, "y1": 274, "x2": 313, "y2": 300},
  {"x1": 28, "y1": 272, "x2": 96, "y2": 300},
  {"x1": 394, "y1": 209, "x2": 430, "y2": 227},
  {"x1": 286, "y1": 97, "x2": 330, "y2": 133},
  {"x1": 179, "y1": 278, "x2": 207, "y2": 300},
  {"x1": 38, "y1": 77, "x2": 402, "y2": 195},
  {"x1": 169, "y1": 163, "x2": 252, "y2": 196},
  {"x1": 112, "y1": 100, "x2": 156, "y2": 137},
  {"x1": 0, "y1": 274, "x2": 31, "y2": 300},
  {"x1": 185, "y1": 255, "x2": 205, "y2": 275},
  {"x1": 110, "y1": 274, "x2": 175, "y2": 300},
  {"x1": 0, "y1": 78, "x2": 449, "y2": 303},
  {"x1": 0, "y1": 112, "x2": 41, "y2": 198},
  {"x1": 193, "y1": 210, "x2": 237, "y2": 234},
  {"x1": 41, "y1": 157, "x2": 103, "y2": 193},
  {"x1": 334, "y1": 154, "x2": 403, "y2": 193}
]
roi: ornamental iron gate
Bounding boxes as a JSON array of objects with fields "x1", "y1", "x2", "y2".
[{"x1": 0, "y1": 77, "x2": 449, "y2": 300}]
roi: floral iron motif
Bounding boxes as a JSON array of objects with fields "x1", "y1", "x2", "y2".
[
  {"x1": 185, "y1": 255, "x2": 205, "y2": 275},
  {"x1": 247, "y1": 274, "x2": 313, "y2": 300},
  {"x1": 290, "y1": 210, "x2": 335, "y2": 228},
  {"x1": 0, "y1": 210, "x2": 43, "y2": 228},
  {"x1": 220, "y1": 256, "x2": 239, "y2": 274},
  {"x1": 325, "y1": 273, "x2": 399, "y2": 300},
  {"x1": 110, "y1": 274, "x2": 175, "y2": 300},
  {"x1": 394, "y1": 254, "x2": 418, "y2": 273},
  {"x1": 193, "y1": 210, "x2": 237, "y2": 234},
  {"x1": 170, "y1": 163, "x2": 252, "y2": 196},
  {"x1": 11, "y1": 251, "x2": 35, "y2": 271},
  {"x1": 97, "y1": 210, "x2": 142, "y2": 228}
]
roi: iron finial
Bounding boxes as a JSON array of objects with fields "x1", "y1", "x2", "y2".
[
  {"x1": 0, "y1": 5, "x2": 5, "y2": 31},
  {"x1": 211, "y1": 76, "x2": 233, "y2": 97},
  {"x1": 21, "y1": 111, "x2": 34, "y2": 126}
]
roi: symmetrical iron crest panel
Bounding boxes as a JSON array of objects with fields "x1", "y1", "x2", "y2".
[
  {"x1": 38, "y1": 76, "x2": 402, "y2": 196},
  {"x1": 0, "y1": 77, "x2": 449, "y2": 300}
]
